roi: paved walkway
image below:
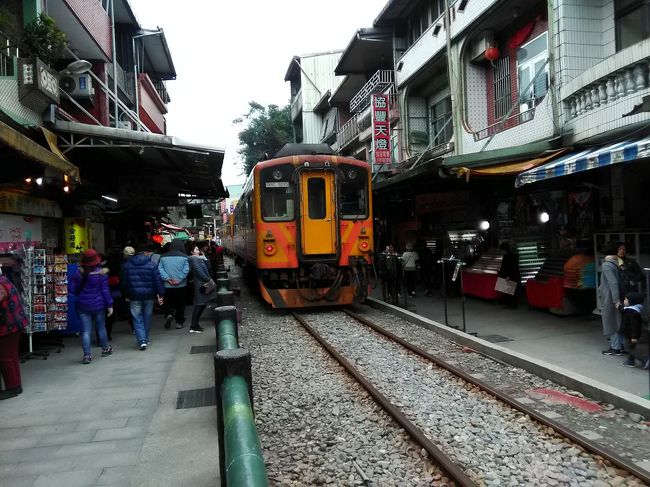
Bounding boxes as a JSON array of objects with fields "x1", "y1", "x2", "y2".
[
  {"x1": 371, "y1": 285, "x2": 650, "y2": 401},
  {"x1": 0, "y1": 311, "x2": 220, "y2": 487}
]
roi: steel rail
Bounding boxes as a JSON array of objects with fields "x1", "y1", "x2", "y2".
[
  {"x1": 344, "y1": 308, "x2": 650, "y2": 485},
  {"x1": 292, "y1": 312, "x2": 476, "y2": 487}
]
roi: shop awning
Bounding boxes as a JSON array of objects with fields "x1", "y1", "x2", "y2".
[
  {"x1": 54, "y1": 120, "x2": 226, "y2": 202},
  {"x1": 451, "y1": 149, "x2": 568, "y2": 181},
  {"x1": 0, "y1": 120, "x2": 80, "y2": 181},
  {"x1": 515, "y1": 137, "x2": 650, "y2": 188},
  {"x1": 335, "y1": 28, "x2": 393, "y2": 75}
]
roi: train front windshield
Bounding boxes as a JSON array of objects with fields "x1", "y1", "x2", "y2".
[
  {"x1": 260, "y1": 165, "x2": 295, "y2": 221},
  {"x1": 339, "y1": 164, "x2": 368, "y2": 219}
]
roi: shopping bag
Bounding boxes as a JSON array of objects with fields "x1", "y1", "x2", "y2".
[{"x1": 495, "y1": 277, "x2": 517, "y2": 295}]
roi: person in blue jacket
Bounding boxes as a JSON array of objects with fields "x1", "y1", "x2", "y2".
[
  {"x1": 121, "y1": 245, "x2": 165, "y2": 350},
  {"x1": 69, "y1": 249, "x2": 113, "y2": 364},
  {"x1": 158, "y1": 238, "x2": 190, "y2": 329}
]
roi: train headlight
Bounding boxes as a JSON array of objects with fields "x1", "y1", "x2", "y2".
[
  {"x1": 272, "y1": 170, "x2": 283, "y2": 180},
  {"x1": 347, "y1": 169, "x2": 357, "y2": 180}
]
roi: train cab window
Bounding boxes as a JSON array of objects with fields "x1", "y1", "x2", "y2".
[
  {"x1": 339, "y1": 164, "x2": 368, "y2": 219},
  {"x1": 307, "y1": 178, "x2": 326, "y2": 219},
  {"x1": 260, "y1": 165, "x2": 295, "y2": 221}
]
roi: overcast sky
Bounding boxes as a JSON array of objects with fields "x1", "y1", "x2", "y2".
[{"x1": 127, "y1": 0, "x2": 388, "y2": 186}]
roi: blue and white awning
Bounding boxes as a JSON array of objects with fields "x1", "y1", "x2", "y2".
[{"x1": 515, "y1": 137, "x2": 650, "y2": 188}]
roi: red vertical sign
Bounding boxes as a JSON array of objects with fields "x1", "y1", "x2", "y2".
[{"x1": 372, "y1": 94, "x2": 391, "y2": 164}]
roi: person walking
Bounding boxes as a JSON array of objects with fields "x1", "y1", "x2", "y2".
[
  {"x1": 158, "y1": 238, "x2": 190, "y2": 330},
  {"x1": 0, "y1": 274, "x2": 28, "y2": 400},
  {"x1": 401, "y1": 243, "x2": 419, "y2": 298},
  {"x1": 188, "y1": 242, "x2": 216, "y2": 333},
  {"x1": 121, "y1": 245, "x2": 165, "y2": 350},
  {"x1": 600, "y1": 242, "x2": 625, "y2": 356},
  {"x1": 69, "y1": 249, "x2": 113, "y2": 364}
]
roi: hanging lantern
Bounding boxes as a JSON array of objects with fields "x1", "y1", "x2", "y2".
[
  {"x1": 484, "y1": 46, "x2": 500, "y2": 62},
  {"x1": 152, "y1": 234, "x2": 164, "y2": 244}
]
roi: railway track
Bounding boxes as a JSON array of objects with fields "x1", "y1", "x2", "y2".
[{"x1": 292, "y1": 309, "x2": 650, "y2": 486}]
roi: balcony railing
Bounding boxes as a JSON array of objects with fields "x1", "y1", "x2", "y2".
[
  {"x1": 472, "y1": 108, "x2": 536, "y2": 142},
  {"x1": 152, "y1": 80, "x2": 170, "y2": 104},
  {"x1": 564, "y1": 56, "x2": 649, "y2": 120},
  {"x1": 337, "y1": 115, "x2": 359, "y2": 150},
  {"x1": 0, "y1": 30, "x2": 18, "y2": 77},
  {"x1": 349, "y1": 69, "x2": 394, "y2": 113}
]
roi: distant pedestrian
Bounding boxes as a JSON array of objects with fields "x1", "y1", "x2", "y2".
[
  {"x1": 121, "y1": 245, "x2": 165, "y2": 350},
  {"x1": 498, "y1": 242, "x2": 520, "y2": 309},
  {"x1": 158, "y1": 238, "x2": 190, "y2": 330},
  {"x1": 69, "y1": 249, "x2": 113, "y2": 364},
  {"x1": 619, "y1": 292, "x2": 645, "y2": 367},
  {"x1": 188, "y1": 242, "x2": 216, "y2": 333},
  {"x1": 600, "y1": 242, "x2": 624, "y2": 356},
  {"x1": 0, "y1": 274, "x2": 28, "y2": 400},
  {"x1": 401, "y1": 243, "x2": 418, "y2": 298}
]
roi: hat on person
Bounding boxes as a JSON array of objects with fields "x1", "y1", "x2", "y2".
[
  {"x1": 123, "y1": 246, "x2": 135, "y2": 257},
  {"x1": 81, "y1": 249, "x2": 101, "y2": 267}
]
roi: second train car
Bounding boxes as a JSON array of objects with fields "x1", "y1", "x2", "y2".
[{"x1": 225, "y1": 144, "x2": 374, "y2": 308}]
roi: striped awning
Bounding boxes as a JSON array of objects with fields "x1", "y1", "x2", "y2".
[{"x1": 515, "y1": 137, "x2": 650, "y2": 188}]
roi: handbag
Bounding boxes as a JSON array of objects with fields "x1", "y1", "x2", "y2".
[{"x1": 201, "y1": 278, "x2": 216, "y2": 294}]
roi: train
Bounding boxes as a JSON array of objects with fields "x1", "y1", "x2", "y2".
[{"x1": 224, "y1": 144, "x2": 375, "y2": 308}]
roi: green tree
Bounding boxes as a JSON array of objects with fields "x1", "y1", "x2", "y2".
[
  {"x1": 234, "y1": 102, "x2": 292, "y2": 177},
  {"x1": 20, "y1": 13, "x2": 67, "y2": 66}
]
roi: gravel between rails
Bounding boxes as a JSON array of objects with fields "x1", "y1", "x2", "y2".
[
  {"x1": 238, "y1": 296, "x2": 453, "y2": 486},
  {"x1": 300, "y1": 309, "x2": 647, "y2": 487}
]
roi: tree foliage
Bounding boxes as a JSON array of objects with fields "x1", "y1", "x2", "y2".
[
  {"x1": 234, "y1": 102, "x2": 292, "y2": 177},
  {"x1": 20, "y1": 13, "x2": 67, "y2": 66}
]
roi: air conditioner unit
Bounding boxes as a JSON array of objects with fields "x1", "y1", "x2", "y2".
[
  {"x1": 59, "y1": 74, "x2": 94, "y2": 98},
  {"x1": 470, "y1": 31, "x2": 495, "y2": 64}
]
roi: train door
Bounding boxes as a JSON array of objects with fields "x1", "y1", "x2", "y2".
[{"x1": 299, "y1": 171, "x2": 337, "y2": 255}]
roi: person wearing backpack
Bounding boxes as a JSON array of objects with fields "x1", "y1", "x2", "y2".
[{"x1": 600, "y1": 243, "x2": 625, "y2": 356}]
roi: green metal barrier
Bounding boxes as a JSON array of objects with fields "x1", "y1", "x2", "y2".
[{"x1": 214, "y1": 300, "x2": 268, "y2": 486}]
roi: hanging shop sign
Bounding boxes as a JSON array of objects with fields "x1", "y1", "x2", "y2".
[
  {"x1": 0, "y1": 214, "x2": 43, "y2": 252},
  {"x1": 371, "y1": 94, "x2": 391, "y2": 165},
  {"x1": 63, "y1": 218, "x2": 91, "y2": 254},
  {"x1": 0, "y1": 191, "x2": 62, "y2": 218},
  {"x1": 17, "y1": 58, "x2": 60, "y2": 113}
]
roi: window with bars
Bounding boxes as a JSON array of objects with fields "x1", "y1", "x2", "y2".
[{"x1": 493, "y1": 56, "x2": 512, "y2": 120}]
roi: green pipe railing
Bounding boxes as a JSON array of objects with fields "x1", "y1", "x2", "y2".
[{"x1": 214, "y1": 277, "x2": 268, "y2": 487}]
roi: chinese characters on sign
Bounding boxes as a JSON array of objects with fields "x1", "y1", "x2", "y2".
[
  {"x1": 64, "y1": 218, "x2": 90, "y2": 255},
  {"x1": 372, "y1": 94, "x2": 391, "y2": 165}
]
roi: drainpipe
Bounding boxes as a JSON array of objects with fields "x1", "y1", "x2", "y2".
[
  {"x1": 444, "y1": 0, "x2": 460, "y2": 155},
  {"x1": 110, "y1": 0, "x2": 119, "y2": 127},
  {"x1": 547, "y1": 0, "x2": 561, "y2": 137}
]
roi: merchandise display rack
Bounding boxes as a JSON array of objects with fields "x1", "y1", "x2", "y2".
[{"x1": 18, "y1": 247, "x2": 69, "y2": 361}]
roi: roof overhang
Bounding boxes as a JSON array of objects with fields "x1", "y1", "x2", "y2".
[
  {"x1": 374, "y1": 0, "x2": 415, "y2": 27},
  {"x1": 54, "y1": 121, "x2": 225, "y2": 204},
  {"x1": 284, "y1": 56, "x2": 300, "y2": 82},
  {"x1": 48, "y1": 0, "x2": 111, "y2": 61},
  {"x1": 114, "y1": 0, "x2": 140, "y2": 26},
  {"x1": 313, "y1": 90, "x2": 331, "y2": 114},
  {"x1": 335, "y1": 28, "x2": 393, "y2": 75},
  {"x1": 329, "y1": 75, "x2": 367, "y2": 107},
  {"x1": 139, "y1": 29, "x2": 177, "y2": 80}
]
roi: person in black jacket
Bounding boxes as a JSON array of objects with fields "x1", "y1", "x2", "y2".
[
  {"x1": 498, "y1": 242, "x2": 520, "y2": 309},
  {"x1": 620, "y1": 291, "x2": 646, "y2": 367},
  {"x1": 121, "y1": 245, "x2": 165, "y2": 350}
]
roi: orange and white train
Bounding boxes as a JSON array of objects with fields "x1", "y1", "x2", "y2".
[{"x1": 224, "y1": 144, "x2": 374, "y2": 308}]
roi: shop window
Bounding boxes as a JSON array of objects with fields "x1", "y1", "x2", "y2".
[
  {"x1": 430, "y1": 96, "x2": 453, "y2": 147},
  {"x1": 516, "y1": 32, "x2": 549, "y2": 112},
  {"x1": 493, "y1": 56, "x2": 512, "y2": 120},
  {"x1": 615, "y1": 0, "x2": 650, "y2": 51}
]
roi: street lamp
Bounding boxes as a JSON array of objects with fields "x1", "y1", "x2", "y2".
[{"x1": 60, "y1": 59, "x2": 92, "y2": 75}]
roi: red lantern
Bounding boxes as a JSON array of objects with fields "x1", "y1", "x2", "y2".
[
  {"x1": 484, "y1": 46, "x2": 500, "y2": 61},
  {"x1": 152, "y1": 234, "x2": 163, "y2": 244}
]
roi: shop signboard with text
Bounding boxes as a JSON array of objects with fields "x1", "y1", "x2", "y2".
[
  {"x1": 0, "y1": 214, "x2": 42, "y2": 252},
  {"x1": 372, "y1": 94, "x2": 391, "y2": 166},
  {"x1": 64, "y1": 218, "x2": 91, "y2": 255}
]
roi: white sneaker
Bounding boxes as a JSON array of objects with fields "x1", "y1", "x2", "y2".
[{"x1": 139, "y1": 343, "x2": 147, "y2": 351}]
